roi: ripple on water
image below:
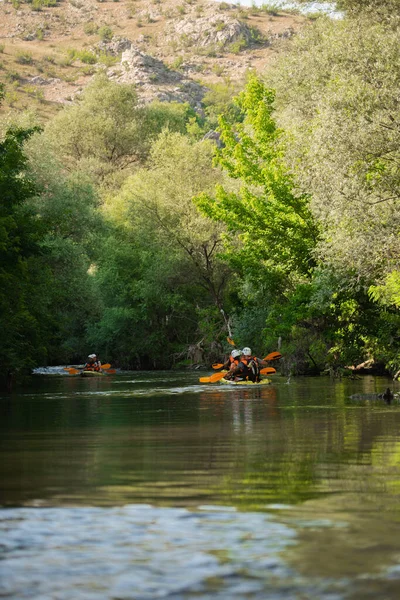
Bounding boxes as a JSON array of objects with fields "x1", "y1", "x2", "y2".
[{"x1": 0, "y1": 505, "x2": 299, "y2": 599}]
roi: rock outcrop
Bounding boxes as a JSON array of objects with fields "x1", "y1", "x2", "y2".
[
  {"x1": 166, "y1": 14, "x2": 254, "y2": 50},
  {"x1": 108, "y1": 44, "x2": 207, "y2": 107}
]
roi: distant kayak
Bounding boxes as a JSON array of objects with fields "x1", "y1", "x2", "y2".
[
  {"x1": 80, "y1": 370, "x2": 106, "y2": 377},
  {"x1": 220, "y1": 377, "x2": 271, "y2": 386}
]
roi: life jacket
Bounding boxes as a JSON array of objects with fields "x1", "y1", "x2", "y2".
[
  {"x1": 241, "y1": 357, "x2": 261, "y2": 381},
  {"x1": 223, "y1": 357, "x2": 241, "y2": 380},
  {"x1": 85, "y1": 361, "x2": 101, "y2": 372},
  {"x1": 229, "y1": 359, "x2": 251, "y2": 381}
]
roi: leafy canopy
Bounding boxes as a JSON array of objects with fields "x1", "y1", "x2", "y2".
[{"x1": 195, "y1": 76, "x2": 318, "y2": 290}]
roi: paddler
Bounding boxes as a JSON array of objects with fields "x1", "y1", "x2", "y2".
[
  {"x1": 220, "y1": 348, "x2": 242, "y2": 371},
  {"x1": 241, "y1": 347, "x2": 269, "y2": 383},
  {"x1": 223, "y1": 349, "x2": 249, "y2": 381},
  {"x1": 83, "y1": 353, "x2": 102, "y2": 372}
]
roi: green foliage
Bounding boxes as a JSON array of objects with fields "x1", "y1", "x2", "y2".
[
  {"x1": 91, "y1": 131, "x2": 232, "y2": 365},
  {"x1": 196, "y1": 76, "x2": 318, "y2": 288},
  {"x1": 0, "y1": 127, "x2": 46, "y2": 385},
  {"x1": 202, "y1": 79, "x2": 242, "y2": 129},
  {"x1": 337, "y1": 0, "x2": 400, "y2": 16},
  {"x1": 24, "y1": 135, "x2": 105, "y2": 362},
  {"x1": 83, "y1": 22, "x2": 99, "y2": 36},
  {"x1": 78, "y1": 50, "x2": 97, "y2": 64},
  {"x1": 98, "y1": 25, "x2": 113, "y2": 42},
  {"x1": 268, "y1": 16, "x2": 400, "y2": 284},
  {"x1": 44, "y1": 76, "x2": 196, "y2": 183},
  {"x1": 16, "y1": 51, "x2": 33, "y2": 65},
  {"x1": 369, "y1": 271, "x2": 400, "y2": 308}
]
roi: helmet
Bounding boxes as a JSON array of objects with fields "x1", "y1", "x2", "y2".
[
  {"x1": 88, "y1": 354, "x2": 97, "y2": 359},
  {"x1": 242, "y1": 347, "x2": 252, "y2": 356},
  {"x1": 231, "y1": 349, "x2": 242, "y2": 359}
]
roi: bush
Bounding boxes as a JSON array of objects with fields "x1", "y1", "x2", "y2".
[
  {"x1": 83, "y1": 22, "x2": 99, "y2": 35},
  {"x1": 16, "y1": 51, "x2": 33, "y2": 65},
  {"x1": 98, "y1": 52, "x2": 118, "y2": 67},
  {"x1": 98, "y1": 25, "x2": 113, "y2": 42},
  {"x1": 78, "y1": 50, "x2": 97, "y2": 64}
]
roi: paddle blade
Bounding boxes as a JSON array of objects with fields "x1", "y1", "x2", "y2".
[
  {"x1": 227, "y1": 337, "x2": 235, "y2": 346},
  {"x1": 212, "y1": 363, "x2": 224, "y2": 370},
  {"x1": 260, "y1": 367, "x2": 276, "y2": 375},
  {"x1": 210, "y1": 371, "x2": 228, "y2": 382},
  {"x1": 101, "y1": 363, "x2": 111, "y2": 369},
  {"x1": 103, "y1": 369, "x2": 116, "y2": 374},
  {"x1": 200, "y1": 371, "x2": 228, "y2": 383},
  {"x1": 263, "y1": 352, "x2": 282, "y2": 362},
  {"x1": 64, "y1": 367, "x2": 79, "y2": 375}
]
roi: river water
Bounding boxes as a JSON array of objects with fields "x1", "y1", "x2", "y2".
[{"x1": 1, "y1": 371, "x2": 400, "y2": 598}]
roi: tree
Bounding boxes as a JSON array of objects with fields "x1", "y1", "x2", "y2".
[
  {"x1": 268, "y1": 15, "x2": 400, "y2": 284},
  {"x1": 44, "y1": 74, "x2": 197, "y2": 184},
  {"x1": 264, "y1": 11, "x2": 400, "y2": 372},
  {"x1": 0, "y1": 127, "x2": 46, "y2": 386},
  {"x1": 195, "y1": 76, "x2": 318, "y2": 292},
  {"x1": 91, "y1": 131, "x2": 233, "y2": 366},
  {"x1": 337, "y1": 0, "x2": 400, "y2": 19},
  {"x1": 24, "y1": 137, "x2": 105, "y2": 362}
]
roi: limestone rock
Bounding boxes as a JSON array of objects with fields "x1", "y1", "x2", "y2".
[
  {"x1": 108, "y1": 45, "x2": 207, "y2": 107},
  {"x1": 95, "y1": 36, "x2": 132, "y2": 56},
  {"x1": 166, "y1": 14, "x2": 253, "y2": 50}
]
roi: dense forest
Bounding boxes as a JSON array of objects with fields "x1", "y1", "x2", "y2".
[{"x1": 2, "y1": 0, "x2": 400, "y2": 387}]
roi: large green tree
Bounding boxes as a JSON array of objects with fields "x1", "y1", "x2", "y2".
[
  {"x1": 44, "y1": 74, "x2": 197, "y2": 185},
  {"x1": 89, "y1": 131, "x2": 232, "y2": 367},
  {"x1": 0, "y1": 126, "x2": 47, "y2": 386},
  {"x1": 264, "y1": 8, "x2": 400, "y2": 372},
  {"x1": 195, "y1": 76, "x2": 318, "y2": 294},
  {"x1": 268, "y1": 14, "x2": 400, "y2": 284}
]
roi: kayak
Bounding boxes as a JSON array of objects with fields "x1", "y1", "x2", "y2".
[
  {"x1": 80, "y1": 370, "x2": 106, "y2": 377},
  {"x1": 220, "y1": 377, "x2": 271, "y2": 386}
]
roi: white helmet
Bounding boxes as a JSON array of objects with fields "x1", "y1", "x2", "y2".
[
  {"x1": 88, "y1": 354, "x2": 97, "y2": 359},
  {"x1": 242, "y1": 347, "x2": 252, "y2": 356},
  {"x1": 231, "y1": 349, "x2": 242, "y2": 359}
]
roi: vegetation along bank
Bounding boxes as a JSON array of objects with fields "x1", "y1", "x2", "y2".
[{"x1": 1, "y1": 0, "x2": 400, "y2": 387}]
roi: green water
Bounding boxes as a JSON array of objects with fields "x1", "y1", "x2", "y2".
[{"x1": 2, "y1": 372, "x2": 400, "y2": 598}]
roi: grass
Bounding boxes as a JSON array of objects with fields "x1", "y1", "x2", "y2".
[{"x1": 16, "y1": 51, "x2": 33, "y2": 64}]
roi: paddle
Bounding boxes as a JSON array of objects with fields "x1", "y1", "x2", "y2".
[
  {"x1": 212, "y1": 363, "x2": 224, "y2": 369},
  {"x1": 260, "y1": 367, "x2": 276, "y2": 375},
  {"x1": 199, "y1": 371, "x2": 228, "y2": 383},
  {"x1": 200, "y1": 367, "x2": 275, "y2": 383},
  {"x1": 227, "y1": 337, "x2": 235, "y2": 346},
  {"x1": 263, "y1": 352, "x2": 282, "y2": 362}
]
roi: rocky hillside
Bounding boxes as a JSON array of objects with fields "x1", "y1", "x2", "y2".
[{"x1": 0, "y1": 0, "x2": 307, "y2": 117}]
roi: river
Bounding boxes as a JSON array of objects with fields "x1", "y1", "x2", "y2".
[{"x1": 1, "y1": 371, "x2": 400, "y2": 598}]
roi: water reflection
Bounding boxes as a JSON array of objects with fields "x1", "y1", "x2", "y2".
[
  {"x1": 1, "y1": 373, "x2": 400, "y2": 510},
  {"x1": 3, "y1": 373, "x2": 400, "y2": 597}
]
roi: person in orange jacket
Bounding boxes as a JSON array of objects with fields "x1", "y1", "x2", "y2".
[
  {"x1": 83, "y1": 353, "x2": 102, "y2": 372},
  {"x1": 240, "y1": 347, "x2": 269, "y2": 382}
]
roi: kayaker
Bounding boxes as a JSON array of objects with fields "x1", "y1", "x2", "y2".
[
  {"x1": 224, "y1": 350, "x2": 250, "y2": 382},
  {"x1": 83, "y1": 354, "x2": 102, "y2": 372},
  {"x1": 221, "y1": 348, "x2": 242, "y2": 371},
  {"x1": 241, "y1": 347, "x2": 268, "y2": 383}
]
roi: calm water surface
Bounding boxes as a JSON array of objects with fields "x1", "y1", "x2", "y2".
[{"x1": 2, "y1": 372, "x2": 400, "y2": 598}]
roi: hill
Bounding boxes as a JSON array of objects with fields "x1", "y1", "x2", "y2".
[{"x1": 0, "y1": 0, "x2": 307, "y2": 118}]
